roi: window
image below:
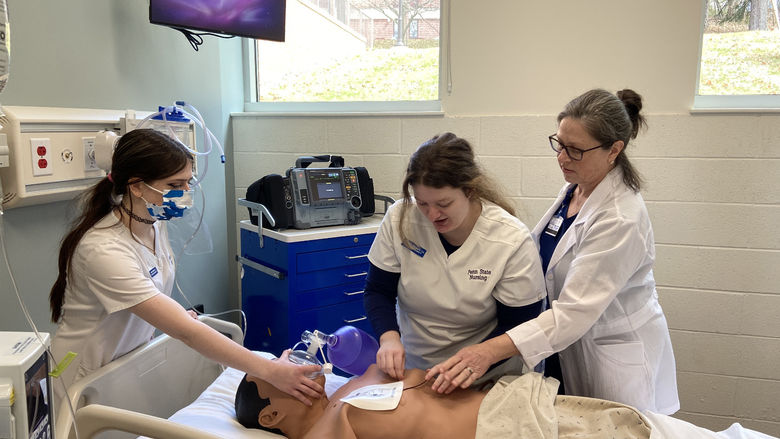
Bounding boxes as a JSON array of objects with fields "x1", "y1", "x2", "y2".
[
  {"x1": 695, "y1": 0, "x2": 780, "y2": 110},
  {"x1": 245, "y1": 0, "x2": 443, "y2": 112}
]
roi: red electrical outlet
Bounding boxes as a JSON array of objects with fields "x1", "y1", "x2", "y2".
[{"x1": 31, "y1": 138, "x2": 53, "y2": 176}]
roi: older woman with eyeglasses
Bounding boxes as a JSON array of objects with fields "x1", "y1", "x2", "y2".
[{"x1": 426, "y1": 89, "x2": 679, "y2": 415}]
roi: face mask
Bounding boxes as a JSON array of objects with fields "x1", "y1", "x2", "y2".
[
  {"x1": 287, "y1": 349, "x2": 325, "y2": 379},
  {"x1": 143, "y1": 182, "x2": 194, "y2": 221}
]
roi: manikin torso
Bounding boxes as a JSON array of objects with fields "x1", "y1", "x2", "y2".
[{"x1": 305, "y1": 365, "x2": 486, "y2": 439}]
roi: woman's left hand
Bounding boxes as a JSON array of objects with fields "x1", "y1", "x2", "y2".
[{"x1": 425, "y1": 343, "x2": 496, "y2": 394}]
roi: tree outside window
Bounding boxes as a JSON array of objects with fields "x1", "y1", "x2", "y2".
[
  {"x1": 254, "y1": 0, "x2": 441, "y2": 103},
  {"x1": 699, "y1": 0, "x2": 780, "y2": 95}
]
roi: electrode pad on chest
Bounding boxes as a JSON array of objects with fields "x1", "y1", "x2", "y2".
[{"x1": 339, "y1": 381, "x2": 403, "y2": 411}]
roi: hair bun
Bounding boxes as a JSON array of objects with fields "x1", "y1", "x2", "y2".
[
  {"x1": 616, "y1": 89, "x2": 645, "y2": 139},
  {"x1": 617, "y1": 89, "x2": 642, "y2": 116}
]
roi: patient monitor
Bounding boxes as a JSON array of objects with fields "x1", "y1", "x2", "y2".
[{"x1": 0, "y1": 332, "x2": 53, "y2": 439}]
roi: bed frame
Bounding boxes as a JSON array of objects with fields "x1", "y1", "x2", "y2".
[
  {"x1": 52, "y1": 314, "x2": 779, "y2": 439},
  {"x1": 55, "y1": 316, "x2": 243, "y2": 439}
]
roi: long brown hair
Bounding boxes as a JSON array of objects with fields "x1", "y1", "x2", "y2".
[
  {"x1": 49, "y1": 129, "x2": 193, "y2": 322},
  {"x1": 398, "y1": 132, "x2": 515, "y2": 245},
  {"x1": 558, "y1": 88, "x2": 647, "y2": 192}
]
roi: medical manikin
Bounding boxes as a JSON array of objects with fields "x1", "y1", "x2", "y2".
[
  {"x1": 236, "y1": 362, "x2": 485, "y2": 439},
  {"x1": 234, "y1": 354, "x2": 666, "y2": 439},
  {"x1": 237, "y1": 354, "x2": 778, "y2": 439}
]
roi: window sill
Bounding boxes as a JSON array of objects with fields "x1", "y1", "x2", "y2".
[
  {"x1": 238, "y1": 100, "x2": 444, "y2": 117},
  {"x1": 691, "y1": 95, "x2": 780, "y2": 114}
]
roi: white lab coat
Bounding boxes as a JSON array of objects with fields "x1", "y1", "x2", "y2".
[{"x1": 506, "y1": 168, "x2": 680, "y2": 414}]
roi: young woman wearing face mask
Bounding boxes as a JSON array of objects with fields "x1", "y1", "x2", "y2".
[
  {"x1": 49, "y1": 129, "x2": 323, "y2": 409},
  {"x1": 364, "y1": 132, "x2": 547, "y2": 385}
]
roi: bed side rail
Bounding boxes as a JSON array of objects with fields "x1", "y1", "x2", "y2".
[
  {"x1": 199, "y1": 315, "x2": 244, "y2": 345},
  {"x1": 55, "y1": 316, "x2": 243, "y2": 439},
  {"x1": 75, "y1": 404, "x2": 224, "y2": 439}
]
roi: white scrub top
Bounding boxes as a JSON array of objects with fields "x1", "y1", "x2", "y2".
[
  {"x1": 369, "y1": 199, "x2": 546, "y2": 370},
  {"x1": 51, "y1": 212, "x2": 175, "y2": 401},
  {"x1": 506, "y1": 168, "x2": 679, "y2": 414}
]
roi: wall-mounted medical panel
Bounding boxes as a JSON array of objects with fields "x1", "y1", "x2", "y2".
[{"x1": 0, "y1": 106, "x2": 194, "y2": 209}]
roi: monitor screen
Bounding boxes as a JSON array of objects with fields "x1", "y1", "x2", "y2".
[
  {"x1": 25, "y1": 351, "x2": 53, "y2": 438},
  {"x1": 150, "y1": 0, "x2": 286, "y2": 42},
  {"x1": 307, "y1": 170, "x2": 344, "y2": 201}
]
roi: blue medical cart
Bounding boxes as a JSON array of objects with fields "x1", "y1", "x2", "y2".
[{"x1": 238, "y1": 218, "x2": 380, "y2": 355}]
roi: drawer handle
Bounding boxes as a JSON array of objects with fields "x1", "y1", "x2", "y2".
[
  {"x1": 236, "y1": 255, "x2": 285, "y2": 280},
  {"x1": 345, "y1": 254, "x2": 369, "y2": 260},
  {"x1": 343, "y1": 316, "x2": 367, "y2": 324},
  {"x1": 344, "y1": 290, "x2": 365, "y2": 296},
  {"x1": 344, "y1": 271, "x2": 367, "y2": 278}
]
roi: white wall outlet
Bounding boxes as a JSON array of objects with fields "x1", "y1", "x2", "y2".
[
  {"x1": 83, "y1": 137, "x2": 100, "y2": 172},
  {"x1": 30, "y1": 138, "x2": 53, "y2": 176}
]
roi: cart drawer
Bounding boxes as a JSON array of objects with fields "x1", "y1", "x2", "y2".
[{"x1": 296, "y1": 245, "x2": 371, "y2": 273}]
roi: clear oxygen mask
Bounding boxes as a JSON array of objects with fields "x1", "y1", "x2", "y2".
[{"x1": 289, "y1": 341, "x2": 326, "y2": 379}]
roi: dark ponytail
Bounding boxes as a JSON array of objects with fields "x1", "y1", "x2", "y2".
[
  {"x1": 49, "y1": 129, "x2": 193, "y2": 322},
  {"x1": 49, "y1": 178, "x2": 116, "y2": 321}
]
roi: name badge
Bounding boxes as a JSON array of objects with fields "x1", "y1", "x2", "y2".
[
  {"x1": 544, "y1": 215, "x2": 563, "y2": 237},
  {"x1": 402, "y1": 240, "x2": 427, "y2": 258}
]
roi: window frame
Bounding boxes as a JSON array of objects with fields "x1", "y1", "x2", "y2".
[
  {"x1": 692, "y1": 0, "x2": 780, "y2": 112},
  {"x1": 241, "y1": 0, "x2": 448, "y2": 115}
]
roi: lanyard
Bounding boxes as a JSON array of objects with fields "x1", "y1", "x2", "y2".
[{"x1": 543, "y1": 187, "x2": 576, "y2": 238}]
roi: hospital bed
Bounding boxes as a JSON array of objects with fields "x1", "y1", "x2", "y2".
[
  {"x1": 55, "y1": 316, "x2": 777, "y2": 439},
  {"x1": 55, "y1": 316, "x2": 348, "y2": 439}
]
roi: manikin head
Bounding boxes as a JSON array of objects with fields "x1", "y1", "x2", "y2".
[{"x1": 235, "y1": 369, "x2": 327, "y2": 437}]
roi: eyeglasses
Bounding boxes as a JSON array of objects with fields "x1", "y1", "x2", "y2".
[{"x1": 548, "y1": 135, "x2": 611, "y2": 161}]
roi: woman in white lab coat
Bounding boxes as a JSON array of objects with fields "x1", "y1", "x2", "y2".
[{"x1": 426, "y1": 89, "x2": 679, "y2": 415}]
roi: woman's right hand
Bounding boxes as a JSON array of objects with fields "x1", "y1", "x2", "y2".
[{"x1": 377, "y1": 331, "x2": 405, "y2": 379}]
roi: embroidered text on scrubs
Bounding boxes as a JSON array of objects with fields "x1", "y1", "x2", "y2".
[{"x1": 468, "y1": 268, "x2": 491, "y2": 282}]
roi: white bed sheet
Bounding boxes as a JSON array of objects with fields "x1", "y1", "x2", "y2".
[
  {"x1": 163, "y1": 354, "x2": 349, "y2": 439},
  {"x1": 644, "y1": 411, "x2": 777, "y2": 439}
]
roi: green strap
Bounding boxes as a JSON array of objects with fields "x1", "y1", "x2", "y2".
[{"x1": 49, "y1": 352, "x2": 77, "y2": 378}]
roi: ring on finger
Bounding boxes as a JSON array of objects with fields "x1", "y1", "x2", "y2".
[{"x1": 466, "y1": 367, "x2": 475, "y2": 374}]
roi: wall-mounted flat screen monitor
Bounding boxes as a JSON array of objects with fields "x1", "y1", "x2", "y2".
[{"x1": 150, "y1": 0, "x2": 286, "y2": 42}]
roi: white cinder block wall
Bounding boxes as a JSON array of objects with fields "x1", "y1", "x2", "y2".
[{"x1": 231, "y1": 112, "x2": 780, "y2": 435}]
